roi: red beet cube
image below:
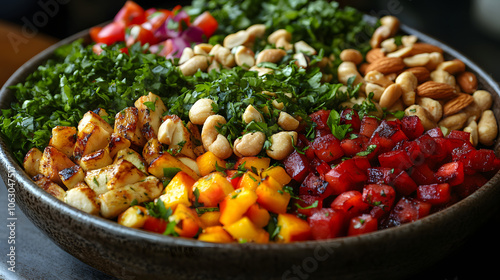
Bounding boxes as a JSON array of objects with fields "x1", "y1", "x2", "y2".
[
  {"x1": 340, "y1": 134, "x2": 367, "y2": 157},
  {"x1": 435, "y1": 161, "x2": 464, "y2": 186},
  {"x1": 330, "y1": 190, "x2": 370, "y2": 219},
  {"x1": 362, "y1": 184, "x2": 396, "y2": 212},
  {"x1": 386, "y1": 197, "x2": 432, "y2": 227},
  {"x1": 378, "y1": 149, "x2": 414, "y2": 170},
  {"x1": 417, "y1": 183, "x2": 451, "y2": 205},
  {"x1": 324, "y1": 159, "x2": 368, "y2": 195},
  {"x1": 307, "y1": 208, "x2": 347, "y2": 240},
  {"x1": 401, "y1": 115, "x2": 424, "y2": 140},
  {"x1": 340, "y1": 108, "x2": 361, "y2": 132},
  {"x1": 312, "y1": 134, "x2": 344, "y2": 163},
  {"x1": 360, "y1": 116, "x2": 380, "y2": 138},
  {"x1": 299, "y1": 173, "x2": 332, "y2": 199},
  {"x1": 348, "y1": 214, "x2": 378, "y2": 236},
  {"x1": 283, "y1": 150, "x2": 311, "y2": 183}
]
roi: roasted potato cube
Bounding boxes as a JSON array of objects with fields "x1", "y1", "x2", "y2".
[
  {"x1": 64, "y1": 183, "x2": 100, "y2": 215},
  {"x1": 23, "y1": 147, "x2": 43, "y2": 177},
  {"x1": 59, "y1": 164, "x2": 85, "y2": 189},
  {"x1": 73, "y1": 122, "x2": 111, "y2": 161},
  {"x1": 134, "y1": 92, "x2": 167, "y2": 141},
  {"x1": 48, "y1": 126, "x2": 77, "y2": 158},
  {"x1": 108, "y1": 133, "x2": 131, "y2": 158},
  {"x1": 39, "y1": 146, "x2": 75, "y2": 184},
  {"x1": 114, "y1": 148, "x2": 148, "y2": 174},
  {"x1": 118, "y1": 205, "x2": 149, "y2": 228},
  {"x1": 79, "y1": 148, "x2": 113, "y2": 171},
  {"x1": 148, "y1": 153, "x2": 200, "y2": 181},
  {"x1": 142, "y1": 138, "x2": 165, "y2": 165},
  {"x1": 114, "y1": 107, "x2": 146, "y2": 148},
  {"x1": 78, "y1": 110, "x2": 113, "y2": 135},
  {"x1": 32, "y1": 174, "x2": 66, "y2": 201},
  {"x1": 100, "y1": 176, "x2": 163, "y2": 219},
  {"x1": 85, "y1": 159, "x2": 147, "y2": 195}
]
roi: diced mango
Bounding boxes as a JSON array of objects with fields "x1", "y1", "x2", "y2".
[
  {"x1": 261, "y1": 166, "x2": 292, "y2": 186},
  {"x1": 219, "y1": 188, "x2": 258, "y2": 226},
  {"x1": 196, "y1": 151, "x2": 227, "y2": 177},
  {"x1": 171, "y1": 204, "x2": 201, "y2": 238},
  {"x1": 192, "y1": 172, "x2": 234, "y2": 207},
  {"x1": 118, "y1": 205, "x2": 149, "y2": 228},
  {"x1": 199, "y1": 210, "x2": 221, "y2": 228},
  {"x1": 224, "y1": 217, "x2": 269, "y2": 243},
  {"x1": 198, "y1": 226, "x2": 233, "y2": 243},
  {"x1": 148, "y1": 152, "x2": 199, "y2": 181},
  {"x1": 255, "y1": 176, "x2": 291, "y2": 214},
  {"x1": 158, "y1": 171, "x2": 196, "y2": 211},
  {"x1": 237, "y1": 171, "x2": 260, "y2": 191},
  {"x1": 236, "y1": 156, "x2": 271, "y2": 174},
  {"x1": 245, "y1": 203, "x2": 271, "y2": 228},
  {"x1": 276, "y1": 213, "x2": 311, "y2": 243}
]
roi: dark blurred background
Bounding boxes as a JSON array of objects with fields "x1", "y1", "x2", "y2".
[{"x1": 0, "y1": 0, "x2": 499, "y2": 279}]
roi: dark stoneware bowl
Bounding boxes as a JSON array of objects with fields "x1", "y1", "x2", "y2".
[{"x1": 1, "y1": 19, "x2": 500, "y2": 280}]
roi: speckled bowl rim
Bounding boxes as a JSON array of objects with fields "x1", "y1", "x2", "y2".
[{"x1": 1, "y1": 16, "x2": 500, "y2": 276}]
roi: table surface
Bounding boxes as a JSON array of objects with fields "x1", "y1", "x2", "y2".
[{"x1": 1, "y1": 10, "x2": 500, "y2": 279}]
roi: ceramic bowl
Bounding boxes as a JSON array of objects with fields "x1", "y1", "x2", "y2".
[{"x1": 1, "y1": 20, "x2": 499, "y2": 280}]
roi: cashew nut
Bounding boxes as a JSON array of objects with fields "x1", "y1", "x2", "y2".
[
  {"x1": 179, "y1": 47, "x2": 194, "y2": 65},
  {"x1": 478, "y1": 110, "x2": 498, "y2": 146},
  {"x1": 233, "y1": 132, "x2": 266, "y2": 157},
  {"x1": 223, "y1": 30, "x2": 250, "y2": 50},
  {"x1": 201, "y1": 115, "x2": 232, "y2": 159},
  {"x1": 364, "y1": 70, "x2": 394, "y2": 88},
  {"x1": 463, "y1": 120, "x2": 478, "y2": 146},
  {"x1": 379, "y1": 83, "x2": 402, "y2": 109},
  {"x1": 405, "y1": 105, "x2": 437, "y2": 130},
  {"x1": 338, "y1": 61, "x2": 365, "y2": 90},
  {"x1": 179, "y1": 56, "x2": 209, "y2": 76},
  {"x1": 268, "y1": 29, "x2": 292, "y2": 45},
  {"x1": 294, "y1": 40, "x2": 317, "y2": 55},
  {"x1": 255, "y1": 49, "x2": 287, "y2": 65},
  {"x1": 242, "y1": 105, "x2": 264, "y2": 124},
  {"x1": 365, "y1": 83, "x2": 385, "y2": 101},
  {"x1": 395, "y1": 71, "x2": 418, "y2": 106},
  {"x1": 266, "y1": 131, "x2": 298, "y2": 160},
  {"x1": 417, "y1": 97, "x2": 443, "y2": 122},
  {"x1": 234, "y1": 46, "x2": 256, "y2": 69},
  {"x1": 157, "y1": 118, "x2": 176, "y2": 145},
  {"x1": 189, "y1": 98, "x2": 215, "y2": 125},
  {"x1": 472, "y1": 90, "x2": 493, "y2": 111},
  {"x1": 214, "y1": 46, "x2": 236, "y2": 67},
  {"x1": 430, "y1": 69, "x2": 456, "y2": 87},
  {"x1": 278, "y1": 111, "x2": 300, "y2": 131},
  {"x1": 438, "y1": 112, "x2": 468, "y2": 131}
]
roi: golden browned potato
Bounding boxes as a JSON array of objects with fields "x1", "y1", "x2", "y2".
[
  {"x1": 32, "y1": 174, "x2": 66, "y2": 201},
  {"x1": 39, "y1": 146, "x2": 76, "y2": 184},
  {"x1": 48, "y1": 126, "x2": 77, "y2": 158},
  {"x1": 58, "y1": 164, "x2": 85, "y2": 189},
  {"x1": 114, "y1": 107, "x2": 146, "y2": 148},
  {"x1": 64, "y1": 183, "x2": 100, "y2": 215},
  {"x1": 79, "y1": 148, "x2": 113, "y2": 171},
  {"x1": 84, "y1": 159, "x2": 147, "y2": 195},
  {"x1": 73, "y1": 122, "x2": 111, "y2": 161},
  {"x1": 114, "y1": 148, "x2": 148, "y2": 174},
  {"x1": 108, "y1": 133, "x2": 131, "y2": 159},
  {"x1": 23, "y1": 147, "x2": 43, "y2": 177},
  {"x1": 134, "y1": 92, "x2": 167, "y2": 141}
]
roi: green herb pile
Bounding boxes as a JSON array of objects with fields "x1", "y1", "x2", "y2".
[{"x1": 0, "y1": 0, "x2": 376, "y2": 164}]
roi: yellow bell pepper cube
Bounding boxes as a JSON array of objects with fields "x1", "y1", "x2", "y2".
[
  {"x1": 158, "y1": 171, "x2": 196, "y2": 211},
  {"x1": 255, "y1": 176, "x2": 291, "y2": 214},
  {"x1": 196, "y1": 151, "x2": 227, "y2": 177},
  {"x1": 224, "y1": 217, "x2": 269, "y2": 243},
  {"x1": 219, "y1": 188, "x2": 258, "y2": 226},
  {"x1": 192, "y1": 172, "x2": 234, "y2": 207},
  {"x1": 198, "y1": 226, "x2": 233, "y2": 243},
  {"x1": 276, "y1": 213, "x2": 311, "y2": 243}
]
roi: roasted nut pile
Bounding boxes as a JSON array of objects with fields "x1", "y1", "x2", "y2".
[{"x1": 337, "y1": 15, "x2": 497, "y2": 147}]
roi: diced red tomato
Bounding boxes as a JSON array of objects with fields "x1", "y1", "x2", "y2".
[
  {"x1": 114, "y1": 1, "x2": 146, "y2": 27},
  {"x1": 309, "y1": 109, "x2": 331, "y2": 130},
  {"x1": 93, "y1": 21, "x2": 126, "y2": 45},
  {"x1": 324, "y1": 158, "x2": 367, "y2": 196},
  {"x1": 125, "y1": 24, "x2": 157, "y2": 47},
  {"x1": 146, "y1": 9, "x2": 173, "y2": 31},
  {"x1": 307, "y1": 208, "x2": 346, "y2": 240},
  {"x1": 340, "y1": 134, "x2": 367, "y2": 157},
  {"x1": 142, "y1": 216, "x2": 167, "y2": 233},
  {"x1": 378, "y1": 149, "x2": 413, "y2": 170},
  {"x1": 360, "y1": 116, "x2": 380, "y2": 138},
  {"x1": 192, "y1": 11, "x2": 218, "y2": 38},
  {"x1": 348, "y1": 214, "x2": 378, "y2": 236}
]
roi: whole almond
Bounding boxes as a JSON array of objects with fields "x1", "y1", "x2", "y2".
[
  {"x1": 365, "y1": 57, "x2": 405, "y2": 75},
  {"x1": 407, "y1": 43, "x2": 443, "y2": 56},
  {"x1": 404, "y1": 66, "x2": 430, "y2": 83},
  {"x1": 340, "y1": 49, "x2": 363, "y2": 65},
  {"x1": 366, "y1": 48, "x2": 385, "y2": 63},
  {"x1": 443, "y1": 93, "x2": 474, "y2": 116},
  {"x1": 457, "y1": 71, "x2": 478, "y2": 94},
  {"x1": 416, "y1": 81, "x2": 458, "y2": 99}
]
